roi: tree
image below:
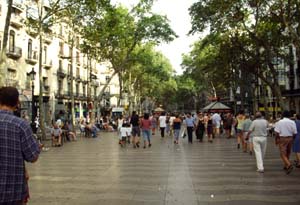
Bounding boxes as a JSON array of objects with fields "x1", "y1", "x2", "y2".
[
  {"x1": 0, "y1": 0, "x2": 13, "y2": 86},
  {"x1": 81, "y1": 0, "x2": 177, "y2": 107},
  {"x1": 189, "y1": 0, "x2": 296, "y2": 111},
  {"x1": 25, "y1": 0, "x2": 75, "y2": 139},
  {"x1": 126, "y1": 44, "x2": 176, "y2": 111}
]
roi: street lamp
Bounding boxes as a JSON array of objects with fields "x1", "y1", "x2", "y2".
[{"x1": 28, "y1": 67, "x2": 36, "y2": 131}]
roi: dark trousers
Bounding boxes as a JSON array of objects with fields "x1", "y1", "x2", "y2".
[
  {"x1": 196, "y1": 129, "x2": 204, "y2": 141},
  {"x1": 160, "y1": 127, "x2": 165, "y2": 138},
  {"x1": 187, "y1": 126, "x2": 194, "y2": 143}
]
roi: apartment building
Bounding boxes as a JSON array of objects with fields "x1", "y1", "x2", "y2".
[{"x1": 0, "y1": 0, "x2": 120, "y2": 124}]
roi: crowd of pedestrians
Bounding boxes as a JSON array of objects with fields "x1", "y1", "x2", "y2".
[
  {"x1": 1, "y1": 85, "x2": 300, "y2": 205},
  {"x1": 115, "y1": 109, "x2": 300, "y2": 176}
]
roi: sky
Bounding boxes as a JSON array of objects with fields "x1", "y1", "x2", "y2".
[{"x1": 111, "y1": 0, "x2": 200, "y2": 74}]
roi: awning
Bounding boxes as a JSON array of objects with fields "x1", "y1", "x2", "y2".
[
  {"x1": 154, "y1": 107, "x2": 164, "y2": 112},
  {"x1": 202, "y1": 101, "x2": 232, "y2": 112}
]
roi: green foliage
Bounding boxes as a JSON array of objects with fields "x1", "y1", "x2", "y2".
[{"x1": 81, "y1": 1, "x2": 177, "y2": 71}]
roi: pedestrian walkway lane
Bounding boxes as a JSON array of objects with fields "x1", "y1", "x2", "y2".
[{"x1": 27, "y1": 132, "x2": 300, "y2": 205}]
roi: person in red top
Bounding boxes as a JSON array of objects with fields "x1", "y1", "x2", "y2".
[{"x1": 141, "y1": 113, "x2": 152, "y2": 148}]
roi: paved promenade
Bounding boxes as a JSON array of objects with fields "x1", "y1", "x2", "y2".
[{"x1": 27, "y1": 131, "x2": 300, "y2": 205}]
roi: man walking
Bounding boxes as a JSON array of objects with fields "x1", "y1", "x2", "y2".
[
  {"x1": 246, "y1": 112, "x2": 268, "y2": 173},
  {"x1": 274, "y1": 110, "x2": 297, "y2": 174},
  {"x1": 0, "y1": 87, "x2": 41, "y2": 204}
]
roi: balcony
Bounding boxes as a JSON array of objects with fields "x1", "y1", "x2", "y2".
[
  {"x1": 6, "y1": 47, "x2": 22, "y2": 59},
  {"x1": 91, "y1": 80, "x2": 99, "y2": 87},
  {"x1": 12, "y1": 0, "x2": 25, "y2": 12},
  {"x1": 26, "y1": 27, "x2": 38, "y2": 37},
  {"x1": 43, "y1": 60, "x2": 53, "y2": 69},
  {"x1": 57, "y1": 69, "x2": 67, "y2": 78},
  {"x1": 75, "y1": 76, "x2": 82, "y2": 82},
  {"x1": 43, "y1": 85, "x2": 50, "y2": 94},
  {"x1": 63, "y1": 91, "x2": 71, "y2": 99},
  {"x1": 25, "y1": 51, "x2": 38, "y2": 65},
  {"x1": 55, "y1": 91, "x2": 63, "y2": 98},
  {"x1": 44, "y1": 33, "x2": 53, "y2": 44},
  {"x1": 10, "y1": 14, "x2": 24, "y2": 28},
  {"x1": 6, "y1": 79, "x2": 19, "y2": 87}
]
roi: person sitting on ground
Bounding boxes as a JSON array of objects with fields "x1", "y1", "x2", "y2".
[{"x1": 51, "y1": 123, "x2": 62, "y2": 146}]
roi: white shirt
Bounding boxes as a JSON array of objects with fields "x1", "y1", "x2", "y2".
[
  {"x1": 159, "y1": 116, "x2": 167, "y2": 127},
  {"x1": 212, "y1": 113, "x2": 221, "y2": 125},
  {"x1": 169, "y1": 116, "x2": 176, "y2": 126},
  {"x1": 118, "y1": 119, "x2": 124, "y2": 129},
  {"x1": 274, "y1": 118, "x2": 297, "y2": 137},
  {"x1": 120, "y1": 127, "x2": 131, "y2": 137}
]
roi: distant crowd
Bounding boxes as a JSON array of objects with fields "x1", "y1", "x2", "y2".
[{"x1": 116, "y1": 110, "x2": 300, "y2": 175}]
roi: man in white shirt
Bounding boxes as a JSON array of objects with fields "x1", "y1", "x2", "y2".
[
  {"x1": 274, "y1": 110, "x2": 297, "y2": 174},
  {"x1": 247, "y1": 112, "x2": 269, "y2": 173},
  {"x1": 159, "y1": 112, "x2": 167, "y2": 138}
]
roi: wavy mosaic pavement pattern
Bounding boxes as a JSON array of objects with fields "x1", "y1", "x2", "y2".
[{"x1": 27, "y1": 131, "x2": 300, "y2": 205}]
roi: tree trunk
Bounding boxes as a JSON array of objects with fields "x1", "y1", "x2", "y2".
[
  {"x1": 0, "y1": 0, "x2": 13, "y2": 86},
  {"x1": 70, "y1": 36, "x2": 75, "y2": 131},
  {"x1": 272, "y1": 83, "x2": 286, "y2": 111},
  {"x1": 2, "y1": 0, "x2": 12, "y2": 52},
  {"x1": 118, "y1": 71, "x2": 123, "y2": 107},
  {"x1": 98, "y1": 70, "x2": 118, "y2": 101},
  {"x1": 38, "y1": 31, "x2": 46, "y2": 141}
]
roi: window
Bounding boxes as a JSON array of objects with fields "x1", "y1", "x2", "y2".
[
  {"x1": 43, "y1": 77, "x2": 48, "y2": 86},
  {"x1": 76, "y1": 67, "x2": 80, "y2": 77},
  {"x1": 76, "y1": 36, "x2": 80, "y2": 47},
  {"x1": 59, "y1": 60, "x2": 62, "y2": 70},
  {"x1": 9, "y1": 30, "x2": 15, "y2": 52},
  {"x1": 58, "y1": 80, "x2": 62, "y2": 94},
  {"x1": 68, "y1": 64, "x2": 71, "y2": 75},
  {"x1": 105, "y1": 75, "x2": 110, "y2": 83},
  {"x1": 28, "y1": 39, "x2": 32, "y2": 59},
  {"x1": 26, "y1": 74, "x2": 31, "y2": 89},
  {"x1": 59, "y1": 42, "x2": 64, "y2": 55},
  {"x1": 76, "y1": 51, "x2": 80, "y2": 65},
  {"x1": 7, "y1": 69, "x2": 16, "y2": 79},
  {"x1": 76, "y1": 83, "x2": 79, "y2": 96},
  {"x1": 43, "y1": 46, "x2": 47, "y2": 64},
  {"x1": 67, "y1": 82, "x2": 71, "y2": 95},
  {"x1": 69, "y1": 46, "x2": 71, "y2": 57},
  {"x1": 83, "y1": 84, "x2": 86, "y2": 96}
]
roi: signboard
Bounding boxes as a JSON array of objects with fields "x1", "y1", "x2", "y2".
[{"x1": 112, "y1": 107, "x2": 124, "y2": 112}]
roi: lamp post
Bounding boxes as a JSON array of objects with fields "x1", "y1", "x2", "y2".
[{"x1": 28, "y1": 67, "x2": 36, "y2": 128}]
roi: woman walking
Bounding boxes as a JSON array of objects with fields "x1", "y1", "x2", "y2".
[
  {"x1": 196, "y1": 112, "x2": 205, "y2": 143},
  {"x1": 141, "y1": 113, "x2": 152, "y2": 148},
  {"x1": 236, "y1": 110, "x2": 245, "y2": 149},
  {"x1": 207, "y1": 114, "x2": 213, "y2": 143},
  {"x1": 173, "y1": 114, "x2": 182, "y2": 144},
  {"x1": 151, "y1": 114, "x2": 157, "y2": 135}
]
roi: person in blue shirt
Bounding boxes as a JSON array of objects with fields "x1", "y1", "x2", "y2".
[
  {"x1": 185, "y1": 112, "x2": 195, "y2": 143},
  {"x1": 0, "y1": 87, "x2": 40, "y2": 204}
]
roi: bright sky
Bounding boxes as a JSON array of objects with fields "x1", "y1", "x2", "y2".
[{"x1": 111, "y1": 0, "x2": 200, "y2": 74}]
